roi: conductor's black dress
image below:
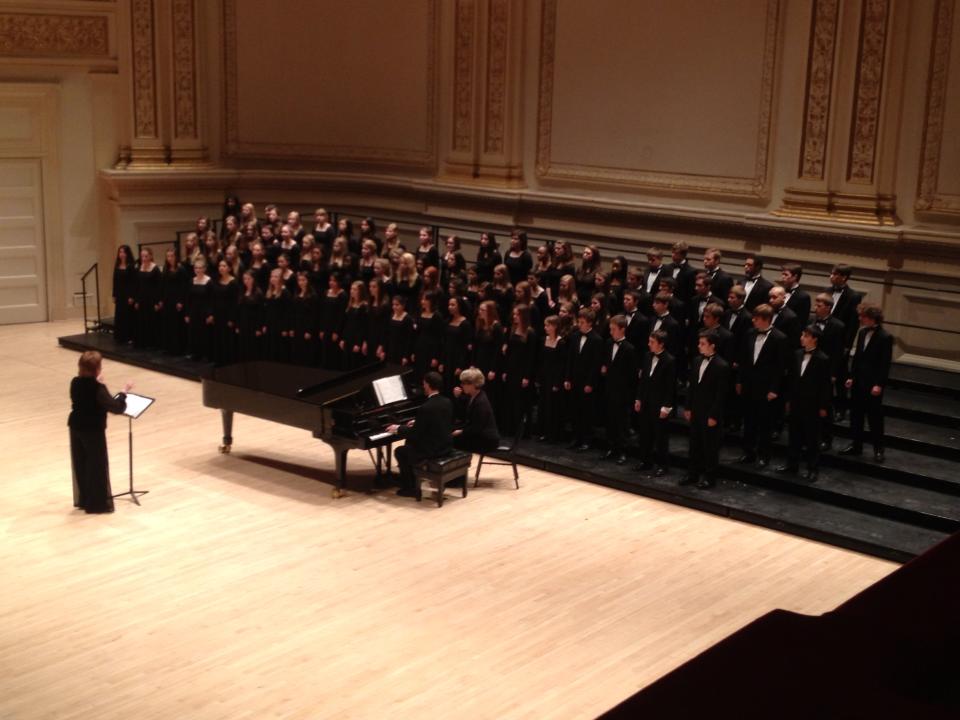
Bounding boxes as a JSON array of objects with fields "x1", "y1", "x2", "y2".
[{"x1": 68, "y1": 377, "x2": 127, "y2": 513}]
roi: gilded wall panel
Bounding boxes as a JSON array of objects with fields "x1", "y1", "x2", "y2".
[
  {"x1": 799, "y1": 0, "x2": 839, "y2": 179},
  {"x1": 846, "y1": 0, "x2": 891, "y2": 184},
  {"x1": 0, "y1": 12, "x2": 109, "y2": 58}
]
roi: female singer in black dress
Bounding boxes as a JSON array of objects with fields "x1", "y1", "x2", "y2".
[
  {"x1": 291, "y1": 271, "x2": 319, "y2": 365},
  {"x1": 394, "y1": 252, "x2": 421, "y2": 313},
  {"x1": 263, "y1": 268, "x2": 292, "y2": 362},
  {"x1": 211, "y1": 260, "x2": 239, "y2": 365},
  {"x1": 112, "y1": 245, "x2": 137, "y2": 344},
  {"x1": 501, "y1": 305, "x2": 537, "y2": 436},
  {"x1": 475, "y1": 232, "x2": 501, "y2": 285},
  {"x1": 320, "y1": 273, "x2": 347, "y2": 370},
  {"x1": 536, "y1": 315, "x2": 567, "y2": 441},
  {"x1": 575, "y1": 245, "x2": 601, "y2": 302},
  {"x1": 472, "y1": 299, "x2": 504, "y2": 396},
  {"x1": 412, "y1": 291, "x2": 444, "y2": 382},
  {"x1": 384, "y1": 295, "x2": 414, "y2": 366},
  {"x1": 366, "y1": 278, "x2": 391, "y2": 361},
  {"x1": 276, "y1": 252, "x2": 297, "y2": 295},
  {"x1": 184, "y1": 258, "x2": 213, "y2": 360},
  {"x1": 440, "y1": 296, "x2": 474, "y2": 394},
  {"x1": 133, "y1": 247, "x2": 162, "y2": 348},
  {"x1": 503, "y1": 230, "x2": 533, "y2": 287},
  {"x1": 414, "y1": 226, "x2": 439, "y2": 270},
  {"x1": 236, "y1": 269, "x2": 264, "y2": 361},
  {"x1": 357, "y1": 239, "x2": 378, "y2": 285},
  {"x1": 159, "y1": 249, "x2": 186, "y2": 354},
  {"x1": 340, "y1": 280, "x2": 369, "y2": 369},
  {"x1": 489, "y1": 264, "x2": 514, "y2": 328},
  {"x1": 69, "y1": 351, "x2": 131, "y2": 514}
]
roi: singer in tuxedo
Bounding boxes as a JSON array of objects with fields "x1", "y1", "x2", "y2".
[
  {"x1": 777, "y1": 326, "x2": 832, "y2": 480},
  {"x1": 668, "y1": 241, "x2": 697, "y2": 302},
  {"x1": 769, "y1": 286, "x2": 801, "y2": 347},
  {"x1": 388, "y1": 371, "x2": 454, "y2": 498},
  {"x1": 841, "y1": 304, "x2": 894, "y2": 462},
  {"x1": 564, "y1": 308, "x2": 603, "y2": 451},
  {"x1": 736, "y1": 304, "x2": 788, "y2": 467},
  {"x1": 812, "y1": 293, "x2": 847, "y2": 449},
  {"x1": 452, "y1": 368, "x2": 500, "y2": 453},
  {"x1": 703, "y1": 248, "x2": 733, "y2": 306},
  {"x1": 683, "y1": 331, "x2": 730, "y2": 489},
  {"x1": 621, "y1": 290, "x2": 650, "y2": 348},
  {"x1": 741, "y1": 254, "x2": 774, "y2": 311},
  {"x1": 780, "y1": 263, "x2": 811, "y2": 325},
  {"x1": 600, "y1": 315, "x2": 639, "y2": 464},
  {"x1": 634, "y1": 330, "x2": 676, "y2": 476},
  {"x1": 68, "y1": 351, "x2": 132, "y2": 514}
]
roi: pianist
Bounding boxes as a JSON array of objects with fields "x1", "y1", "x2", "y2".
[
  {"x1": 452, "y1": 367, "x2": 500, "y2": 453},
  {"x1": 387, "y1": 371, "x2": 454, "y2": 498}
]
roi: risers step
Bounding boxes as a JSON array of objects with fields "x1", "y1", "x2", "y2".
[
  {"x1": 881, "y1": 387, "x2": 960, "y2": 427},
  {"x1": 888, "y1": 363, "x2": 960, "y2": 398},
  {"x1": 819, "y1": 445, "x2": 960, "y2": 497}
]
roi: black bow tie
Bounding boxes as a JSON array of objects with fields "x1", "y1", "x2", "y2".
[
  {"x1": 613, "y1": 340, "x2": 623, "y2": 346},
  {"x1": 757, "y1": 330, "x2": 770, "y2": 336},
  {"x1": 804, "y1": 350, "x2": 815, "y2": 355}
]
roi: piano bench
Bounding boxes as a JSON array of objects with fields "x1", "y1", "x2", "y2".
[{"x1": 414, "y1": 451, "x2": 473, "y2": 507}]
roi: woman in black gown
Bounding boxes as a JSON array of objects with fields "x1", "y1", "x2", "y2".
[
  {"x1": 475, "y1": 232, "x2": 501, "y2": 285},
  {"x1": 210, "y1": 260, "x2": 239, "y2": 365},
  {"x1": 366, "y1": 278, "x2": 391, "y2": 361},
  {"x1": 489, "y1": 264, "x2": 514, "y2": 328},
  {"x1": 184, "y1": 259, "x2": 213, "y2": 360},
  {"x1": 503, "y1": 230, "x2": 533, "y2": 287},
  {"x1": 536, "y1": 315, "x2": 567, "y2": 441},
  {"x1": 159, "y1": 249, "x2": 186, "y2": 354},
  {"x1": 236, "y1": 269, "x2": 264, "y2": 361},
  {"x1": 263, "y1": 268, "x2": 292, "y2": 362},
  {"x1": 501, "y1": 305, "x2": 537, "y2": 436},
  {"x1": 291, "y1": 271, "x2": 319, "y2": 366},
  {"x1": 320, "y1": 273, "x2": 347, "y2": 370},
  {"x1": 134, "y1": 247, "x2": 162, "y2": 348},
  {"x1": 412, "y1": 291, "x2": 444, "y2": 382},
  {"x1": 340, "y1": 280, "x2": 369, "y2": 369},
  {"x1": 393, "y1": 252, "x2": 421, "y2": 313},
  {"x1": 69, "y1": 351, "x2": 131, "y2": 514},
  {"x1": 384, "y1": 295, "x2": 414, "y2": 367},
  {"x1": 440, "y1": 296, "x2": 474, "y2": 394},
  {"x1": 112, "y1": 245, "x2": 137, "y2": 344},
  {"x1": 472, "y1": 300, "x2": 505, "y2": 410}
]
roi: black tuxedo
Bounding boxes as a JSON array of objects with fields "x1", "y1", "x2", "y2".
[
  {"x1": 784, "y1": 286, "x2": 811, "y2": 325},
  {"x1": 786, "y1": 349, "x2": 832, "y2": 471},
  {"x1": 396, "y1": 393, "x2": 454, "y2": 494},
  {"x1": 454, "y1": 389, "x2": 500, "y2": 453},
  {"x1": 705, "y1": 268, "x2": 734, "y2": 306},
  {"x1": 669, "y1": 259, "x2": 698, "y2": 302},
  {"x1": 738, "y1": 327, "x2": 789, "y2": 460},
  {"x1": 725, "y1": 306, "x2": 753, "y2": 348},
  {"x1": 828, "y1": 285, "x2": 864, "y2": 350},
  {"x1": 685, "y1": 293, "x2": 725, "y2": 332},
  {"x1": 566, "y1": 329, "x2": 604, "y2": 444},
  {"x1": 636, "y1": 351, "x2": 676, "y2": 469},
  {"x1": 813, "y1": 315, "x2": 847, "y2": 379},
  {"x1": 643, "y1": 266, "x2": 664, "y2": 296},
  {"x1": 686, "y1": 354, "x2": 730, "y2": 481},
  {"x1": 602, "y1": 339, "x2": 639, "y2": 453},
  {"x1": 772, "y1": 306, "x2": 801, "y2": 347},
  {"x1": 742, "y1": 275, "x2": 774, "y2": 311},
  {"x1": 848, "y1": 325, "x2": 894, "y2": 452},
  {"x1": 623, "y1": 309, "x2": 650, "y2": 348},
  {"x1": 650, "y1": 313, "x2": 683, "y2": 376}
]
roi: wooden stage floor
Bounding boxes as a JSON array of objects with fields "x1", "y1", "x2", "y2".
[{"x1": 1, "y1": 321, "x2": 896, "y2": 720}]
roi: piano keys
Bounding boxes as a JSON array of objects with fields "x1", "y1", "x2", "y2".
[{"x1": 201, "y1": 361, "x2": 423, "y2": 497}]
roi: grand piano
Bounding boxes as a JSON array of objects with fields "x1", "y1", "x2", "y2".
[{"x1": 202, "y1": 361, "x2": 423, "y2": 497}]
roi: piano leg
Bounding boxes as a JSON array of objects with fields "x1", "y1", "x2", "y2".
[
  {"x1": 332, "y1": 447, "x2": 348, "y2": 498},
  {"x1": 219, "y1": 410, "x2": 234, "y2": 454}
]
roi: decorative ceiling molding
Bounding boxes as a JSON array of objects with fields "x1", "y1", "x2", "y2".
[
  {"x1": 0, "y1": 12, "x2": 109, "y2": 58},
  {"x1": 171, "y1": 0, "x2": 197, "y2": 140},
  {"x1": 799, "y1": 0, "x2": 839, "y2": 180},
  {"x1": 846, "y1": 0, "x2": 890, "y2": 184},
  {"x1": 916, "y1": 0, "x2": 959, "y2": 215},
  {"x1": 222, "y1": 0, "x2": 438, "y2": 169},
  {"x1": 130, "y1": 0, "x2": 158, "y2": 139},
  {"x1": 536, "y1": 0, "x2": 781, "y2": 199}
]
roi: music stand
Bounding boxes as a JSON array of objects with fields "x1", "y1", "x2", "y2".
[{"x1": 113, "y1": 392, "x2": 155, "y2": 505}]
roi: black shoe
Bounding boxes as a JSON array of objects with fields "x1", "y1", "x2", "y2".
[
  {"x1": 654, "y1": 467, "x2": 668, "y2": 477},
  {"x1": 615, "y1": 453, "x2": 628, "y2": 465},
  {"x1": 566, "y1": 440, "x2": 581, "y2": 450},
  {"x1": 839, "y1": 444, "x2": 862, "y2": 456},
  {"x1": 775, "y1": 464, "x2": 798, "y2": 474},
  {"x1": 536, "y1": 435, "x2": 549, "y2": 442},
  {"x1": 679, "y1": 475, "x2": 698, "y2": 487},
  {"x1": 696, "y1": 477, "x2": 715, "y2": 489},
  {"x1": 396, "y1": 487, "x2": 418, "y2": 498},
  {"x1": 771, "y1": 431, "x2": 781, "y2": 442},
  {"x1": 574, "y1": 443, "x2": 592, "y2": 453},
  {"x1": 601, "y1": 450, "x2": 616, "y2": 461},
  {"x1": 736, "y1": 454, "x2": 756, "y2": 464},
  {"x1": 874, "y1": 449, "x2": 885, "y2": 463},
  {"x1": 756, "y1": 458, "x2": 769, "y2": 469},
  {"x1": 635, "y1": 461, "x2": 653, "y2": 472},
  {"x1": 819, "y1": 440, "x2": 832, "y2": 452},
  {"x1": 803, "y1": 469, "x2": 819, "y2": 482}
]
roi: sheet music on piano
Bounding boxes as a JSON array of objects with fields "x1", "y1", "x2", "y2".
[{"x1": 372, "y1": 374, "x2": 407, "y2": 406}]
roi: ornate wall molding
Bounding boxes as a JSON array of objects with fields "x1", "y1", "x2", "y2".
[
  {"x1": 846, "y1": 0, "x2": 890, "y2": 183},
  {"x1": 453, "y1": 0, "x2": 477, "y2": 153},
  {"x1": 130, "y1": 0, "x2": 158, "y2": 139},
  {"x1": 916, "y1": 0, "x2": 958, "y2": 214},
  {"x1": 483, "y1": 0, "x2": 509, "y2": 155},
  {"x1": 799, "y1": 0, "x2": 839, "y2": 179},
  {"x1": 536, "y1": 0, "x2": 781, "y2": 199},
  {"x1": 222, "y1": 0, "x2": 438, "y2": 168},
  {"x1": 171, "y1": 0, "x2": 198, "y2": 140},
  {"x1": 0, "y1": 12, "x2": 109, "y2": 57}
]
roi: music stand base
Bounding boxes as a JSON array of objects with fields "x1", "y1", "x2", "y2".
[{"x1": 113, "y1": 489, "x2": 149, "y2": 506}]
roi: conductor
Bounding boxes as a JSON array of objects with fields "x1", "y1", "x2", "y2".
[
  {"x1": 387, "y1": 371, "x2": 454, "y2": 499},
  {"x1": 68, "y1": 351, "x2": 133, "y2": 513}
]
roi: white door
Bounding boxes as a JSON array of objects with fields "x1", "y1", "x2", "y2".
[{"x1": 0, "y1": 159, "x2": 46, "y2": 324}]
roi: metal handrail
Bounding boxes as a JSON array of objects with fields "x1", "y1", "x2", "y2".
[{"x1": 80, "y1": 262, "x2": 100, "y2": 333}]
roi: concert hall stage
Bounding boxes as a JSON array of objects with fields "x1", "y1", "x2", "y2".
[{"x1": 59, "y1": 330, "x2": 960, "y2": 563}]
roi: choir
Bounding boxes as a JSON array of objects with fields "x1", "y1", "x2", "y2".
[{"x1": 111, "y1": 200, "x2": 895, "y2": 487}]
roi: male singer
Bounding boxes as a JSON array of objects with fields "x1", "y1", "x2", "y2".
[
  {"x1": 600, "y1": 315, "x2": 639, "y2": 464},
  {"x1": 565, "y1": 308, "x2": 603, "y2": 452},
  {"x1": 683, "y1": 331, "x2": 730, "y2": 489},
  {"x1": 737, "y1": 304, "x2": 788, "y2": 468},
  {"x1": 634, "y1": 330, "x2": 676, "y2": 477},
  {"x1": 841, "y1": 304, "x2": 893, "y2": 462}
]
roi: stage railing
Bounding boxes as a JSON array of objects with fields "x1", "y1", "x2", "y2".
[{"x1": 80, "y1": 262, "x2": 101, "y2": 333}]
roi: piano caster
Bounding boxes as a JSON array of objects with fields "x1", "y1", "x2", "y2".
[
  {"x1": 219, "y1": 444, "x2": 232, "y2": 454},
  {"x1": 331, "y1": 487, "x2": 343, "y2": 499}
]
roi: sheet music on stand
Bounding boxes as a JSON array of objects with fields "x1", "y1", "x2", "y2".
[
  {"x1": 117, "y1": 392, "x2": 155, "y2": 419},
  {"x1": 372, "y1": 375, "x2": 407, "y2": 406}
]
